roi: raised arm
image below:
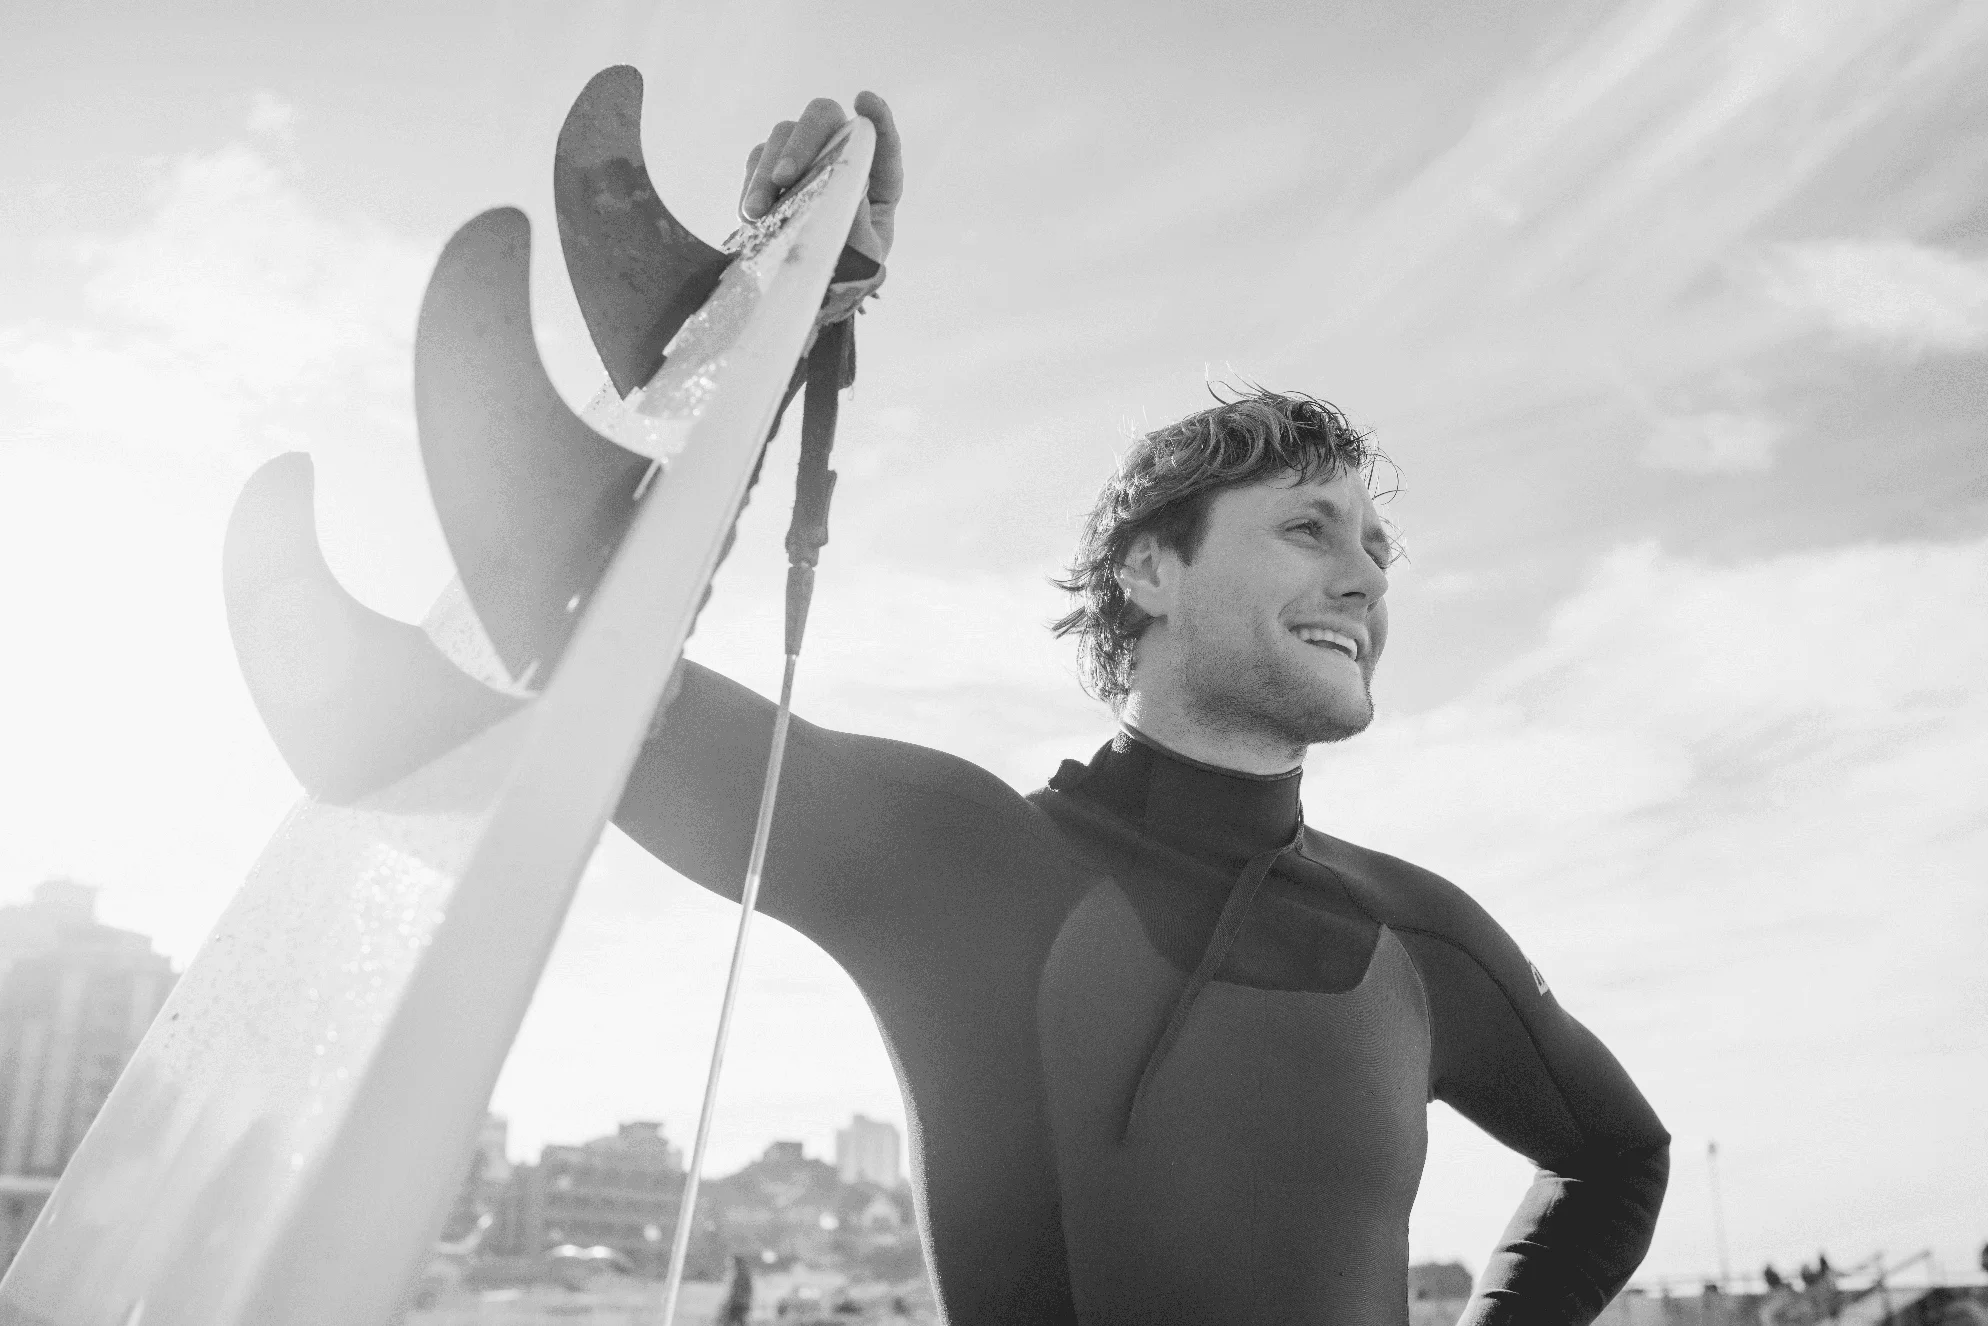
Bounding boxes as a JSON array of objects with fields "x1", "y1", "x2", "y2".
[
  {"x1": 611, "y1": 98, "x2": 928, "y2": 940},
  {"x1": 1326, "y1": 841, "x2": 1670, "y2": 1325},
  {"x1": 614, "y1": 660, "x2": 1026, "y2": 951}
]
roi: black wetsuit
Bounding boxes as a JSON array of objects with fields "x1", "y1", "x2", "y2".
[{"x1": 617, "y1": 662, "x2": 1669, "y2": 1325}]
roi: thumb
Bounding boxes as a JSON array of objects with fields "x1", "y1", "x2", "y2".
[{"x1": 844, "y1": 196, "x2": 886, "y2": 266}]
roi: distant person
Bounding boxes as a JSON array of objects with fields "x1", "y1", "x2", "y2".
[
  {"x1": 618, "y1": 94, "x2": 1670, "y2": 1326},
  {"x1": 1759, "y1": 1274, "x2": 1802, "y2": 1326},
  {"x1": 1764, "y1": 1264, "x2": 1785, "y2": 1291},
  {"x1": 720, "y1": 1254, "x2": 754, "y2": 1326},
  {"x1": 1815, "y1": 1252, "x2": 1840, "y2": 1313}
]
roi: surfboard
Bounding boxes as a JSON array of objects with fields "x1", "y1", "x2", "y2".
[{"x1": 0, "y1": 69, "x2": 874, "y2": 1326}]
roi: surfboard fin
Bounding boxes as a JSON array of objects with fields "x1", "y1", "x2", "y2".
[
  {"x1": 222, "y1": 453, "x2": 523, "y2": 804},
  {"x1": 414, "y1": 207, "x2": 651, "y2": 684},
  {"x1": 555, "y1": 64, "x2": 732, "y2": 397}
]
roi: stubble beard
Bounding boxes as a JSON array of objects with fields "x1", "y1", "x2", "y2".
[{"x1": 1178, "y1": 636, "x2": 1376, "y2": 753}]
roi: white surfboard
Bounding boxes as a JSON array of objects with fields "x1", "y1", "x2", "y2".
[{"x1": 0, "y1": 90, "x2": 874, "y2": 1326}]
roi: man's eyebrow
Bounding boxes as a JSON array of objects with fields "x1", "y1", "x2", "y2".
[{"x1": 1298, "y1": 496, "x2": 1392, "y2": 553}]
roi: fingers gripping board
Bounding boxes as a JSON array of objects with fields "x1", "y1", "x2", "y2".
[{"x1": 0, "y1": 111, "x2": 878, "y2": 1326}]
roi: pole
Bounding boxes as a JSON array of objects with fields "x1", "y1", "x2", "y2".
[
  {"x1": 1707, "y1": 1140, "x2": 1731, "y2": 1295},
  {"x1": 656, "y1": 653, "x2": 800, "y2": 1326}
]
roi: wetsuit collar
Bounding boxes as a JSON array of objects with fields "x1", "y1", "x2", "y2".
[{"x1": 1047, "y1": 724, "x2": 1303, "y2": 873}]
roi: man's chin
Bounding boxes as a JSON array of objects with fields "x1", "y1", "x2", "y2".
[
  {"x1": 1287, "y1": 679, "x2": 1375, "y2": 746},
  {"x1": 1182, "y1": 658, "x2": 1374, "y2": 749},
  {"x1": 1293, "y1": 702, "x2": 1373, "y2": 747},
  {"x1": 1229, "y1": 690, "x2": 1374, "y2": 750}
]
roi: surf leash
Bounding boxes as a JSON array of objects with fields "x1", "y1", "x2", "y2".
[{"x1": 657, "y1": 313, "x2": 854, "y2": 1325}]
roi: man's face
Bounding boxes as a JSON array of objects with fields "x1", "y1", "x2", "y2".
[{"x1": 1126, "y1": 467, "x2": 1391, "y2": 749}]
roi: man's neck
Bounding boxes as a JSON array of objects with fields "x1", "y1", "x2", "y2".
[
  {"x1": 1049, "y1": 727, "x2": 1303, "y2": 870},
  {"x1": 1117, "y1": 693, "x2": 1304, "y2": 777}
]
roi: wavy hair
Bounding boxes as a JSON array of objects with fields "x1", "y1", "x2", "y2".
[{"x1": 1050, "y1": 384, "x2": 1394, "y2": 707}]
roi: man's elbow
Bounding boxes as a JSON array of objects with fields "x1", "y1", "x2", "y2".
[{"x1": 1582, "y1": 1137, "x2": 1670, "y2": 1262}]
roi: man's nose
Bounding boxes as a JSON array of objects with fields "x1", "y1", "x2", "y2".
[{"x1": 1336, "y1": 550, "x2": 1388, "y2": 604}]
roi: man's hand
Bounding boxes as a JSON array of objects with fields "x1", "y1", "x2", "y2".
[{"x1": 739, "y1": 92, "x2": 902, "y2": 267}]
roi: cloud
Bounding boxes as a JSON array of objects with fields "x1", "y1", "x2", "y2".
[
  {"x1": 1640, "y1": 410, "x2": 1783, "y2": 473},
  {"x1": 687, "y1": 519, "x2": 1108, "y2": 790},
  {"x1": 0, "y1": 126, "x2": 445, "y2": 959},
  {"x1": 1757, "y1": 238, "x2": 1988, "y2": 355},
  {"x1": 1323, "y1": 536, "x2": 1988, "y2": 918},
  {"x1": 1263, "y1": 0, "x2": 1988, "y2": 451},
  {"x1": 1, "y1": 140, "x2": 427, "y2": 472},
  {"x1": 246, "y1": 91, "x2": 296, "y2": 141},
  {"x1": 1313, "y1": 536, "x2": 1988, "y2": 1269}
]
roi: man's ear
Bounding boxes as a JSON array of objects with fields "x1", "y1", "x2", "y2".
[{"x1": 1116, "y1": 532, "x2": 1176, "y2": 621}]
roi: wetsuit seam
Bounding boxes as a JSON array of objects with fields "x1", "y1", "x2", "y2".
[
  {"x1": 1293, "y1": 837, "x2": 1606, "y2": 1149},
  {"x1": 1382, "y1": 922, "x2": 1594, "y2": 1147},
  {"x1": 1293, "y1": 844, "x2": 1386, "y2": 926},
  {"x1": 1119, "y1": 829, "x2": 1301, "y2": 1142},
  {"x1": 1032, "y1": 787, "x2": 1294, "y2": 889},
  {"x1": 1389, "y1": 926, "x2": 1438, "y2": 1102}
]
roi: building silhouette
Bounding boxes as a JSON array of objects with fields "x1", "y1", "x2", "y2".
[
  {"x1": 498, "y1": 1120, "x2": 686, "y2": 1273},
  {"x1": 439, "y1": 1113, "x2": 516, "y2": 1246},
  {"x1": 477, "y1": 1114, "x2": 513, "y2": 1192},
  {"x1": 1408, "y1": 1261, "x2": 1475, "y2": 1302},
  {"x1": 453, "y1": 1127, "x2": 924, "y2": 1287},
  {"x1": 702, "y1": 1139, "x2": 921, "y2": 1283},
  {"x1": 0, "y1": 879, "x2": 176, "y2": 1266},
  {"x1": 834, "y1": 1114, "x2": 901, "y2": 1190}
]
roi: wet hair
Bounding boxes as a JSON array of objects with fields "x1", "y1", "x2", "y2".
[{"x1": 1050, "y1": 383, "x2": 1395, "y2": 707}]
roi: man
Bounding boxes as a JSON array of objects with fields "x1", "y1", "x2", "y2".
[{"x1": 615, "y1": 96, "x2": 1668, "y2": 1325}]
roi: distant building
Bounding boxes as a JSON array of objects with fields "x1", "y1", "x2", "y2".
[
  {"x1": 0, "y1": 879, "x2": 176, "y2": 1267},
  {"x1": 763, "y1": 1140, "x2": 808, "y2": 1167},
  {"x1": 482, "y1": 1131, "x2": 924, "y2": 1285},
  {"x1": 700, "y1": 1140, "x2": 851, "y2": 1277},
  {"x1": 501, "y1": 1120, "x2": 686, "y2": 1273},
  {"x1": 856, "y1": 1191, "x2": 904, "y2": 1232},
  {"x1": 834, "y1": 1114, "x2": 901, "y2": 1189},
  {"x1": 0, "y1": 1176, "x2": 55, "y2": 1278},
  {"x1": 477, "y1": 1114, "x2": 513, "y2": 1188},
  {"x1": 439, "y1": 1112, "x2": 516, "y2": 1245},
  {"x1": 1408, "y1": 1261, "x2": 1475, "y2": 1302}
]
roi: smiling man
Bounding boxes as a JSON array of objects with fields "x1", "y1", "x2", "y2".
[{"x1": 613, "y1": 97, "x2": 1668, "y2": 1326}]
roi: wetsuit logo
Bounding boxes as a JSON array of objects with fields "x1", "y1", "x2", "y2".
[{"x1": 1529, "y1": 961, "x2": 1550, "y2": 996}]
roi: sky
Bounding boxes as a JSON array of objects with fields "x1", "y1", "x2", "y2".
[{"x1": 2, "y1": 0, "x2": 1985, "y2": 1292}]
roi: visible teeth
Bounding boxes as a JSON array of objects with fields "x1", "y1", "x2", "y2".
[{"x1": 1293, "y1": 627, "x2": 1358, "y2": 659}]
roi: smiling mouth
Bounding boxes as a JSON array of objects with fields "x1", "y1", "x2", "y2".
[{"x1": 1291, "y1": 626, "x2": 1359, "y2": 660}]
